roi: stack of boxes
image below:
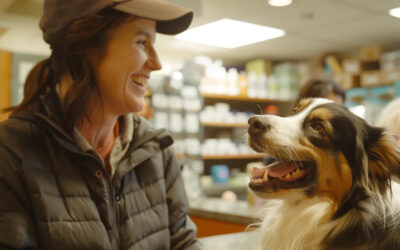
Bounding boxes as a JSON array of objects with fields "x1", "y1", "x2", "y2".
[{"x1": 339, "y1": 45, "x2": 400, "y2": 124}]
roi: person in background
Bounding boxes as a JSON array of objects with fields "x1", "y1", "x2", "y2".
[
  {"x1": 294, "y1": 76, "x2": 346, "y2": 105},
  {"x1": 376, "y1": 98, "x2": 400, "y2": 146},
  {"x1": 0, "y1": 0, "x2": 202, "y2": 249}
]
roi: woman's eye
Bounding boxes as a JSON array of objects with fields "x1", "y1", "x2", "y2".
[
  {"x1": 136, "y1": 40, "x2": 148, "y2": 48},
  {"x1": 311, "y1": 123, "x2": 325, "y2": 133}
]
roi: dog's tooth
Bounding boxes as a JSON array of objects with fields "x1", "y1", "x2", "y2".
[{"x1": 263, "y1": 170, "x2": 269, "y2": 181}]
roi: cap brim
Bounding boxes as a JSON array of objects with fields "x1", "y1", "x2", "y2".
[{"x1": 113, "y1": 0, "x2": 193, "y2": 35}]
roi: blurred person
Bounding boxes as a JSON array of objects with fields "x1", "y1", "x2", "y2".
[
  {"x1": 376, "y1": 98, "x2": 400, "y2": 146},
  {"x1": 294, "y1": 76, "x2": 346, "y2": 105},
  {"x1": 0, "y1": 0, "x2": 203, "y2": 249}
]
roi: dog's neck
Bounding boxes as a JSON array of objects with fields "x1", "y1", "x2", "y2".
[{"x1": 259, "y1": 196, "x2": 333, "y2": 250}]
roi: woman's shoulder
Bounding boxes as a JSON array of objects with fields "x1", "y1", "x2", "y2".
[{"x1": 0, "y1": 113, "x2": 43, "y2": 150}]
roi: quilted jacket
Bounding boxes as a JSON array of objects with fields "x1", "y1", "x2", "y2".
[{"x1": 0, "y1": 87, "x2": 202, "y2": 250}]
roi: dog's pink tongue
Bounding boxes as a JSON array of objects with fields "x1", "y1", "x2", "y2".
[{"x1": 267, "y1": 161, "x2": 298, "y2": 178}]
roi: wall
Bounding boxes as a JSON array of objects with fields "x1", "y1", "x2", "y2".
[{"x1": 0, "y1": 50, "x2": 11, "y2": 122}]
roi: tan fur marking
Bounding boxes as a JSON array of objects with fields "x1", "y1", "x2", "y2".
[
  {"x1": 294, "y1": 99, "x2": 312, "y2": 115},
  {"x1": 313, "y1": 149, "x2": 353, "y2": 205}
]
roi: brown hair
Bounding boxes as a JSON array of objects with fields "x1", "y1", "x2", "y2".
[
  {"x1": 5, "y1": 8, "x2": 130, "y2": 133},
  {"x1": 294, "y1": 77, "x2": 346, "y2": 105}
]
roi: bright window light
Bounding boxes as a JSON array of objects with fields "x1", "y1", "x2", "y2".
[
  {"x1": 389, "y1": 7, "x2": 400, "y2": 18},
  {"x1": 268, "y1": 0, "x2": 293, "y2": 7},
  {"x1": 175, "y1": 18, "x2": 285, "y2": 49}
]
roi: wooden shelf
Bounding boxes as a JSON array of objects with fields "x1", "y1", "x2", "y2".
[
  {"x1": 202, "y1": 154, "x2": 265, "y2": 160},
  {"x1": 201, "y1": 122, "x2": 248, "y2": 128},
  {"x1": 201, "y1": 93, "x2": 291, "y2": 104}
]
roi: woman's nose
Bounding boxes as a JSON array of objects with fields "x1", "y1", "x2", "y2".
[{"x1": 147, "y1": 46, "x2": 162, "y2": 71}]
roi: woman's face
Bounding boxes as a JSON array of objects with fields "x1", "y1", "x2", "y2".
[{"x1": 93, "y1": 17, "x2": 161, "y2": 116}]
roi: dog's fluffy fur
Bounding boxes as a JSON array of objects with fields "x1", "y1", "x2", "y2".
[{"x1": 247, "y1": 98, "x2": 400, "y2": 250}]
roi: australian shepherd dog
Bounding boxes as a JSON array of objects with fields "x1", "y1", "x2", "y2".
[{"x1": 247, "y1": 98, "x2": 400, "y2": 250}]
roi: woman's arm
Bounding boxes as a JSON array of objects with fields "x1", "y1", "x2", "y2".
[
  {"x1": 0, "y1": 145, "x2": 38, "y2": 249},
  {"x1": 163, "y1": 147, "x2": 203, "y2": 250}
]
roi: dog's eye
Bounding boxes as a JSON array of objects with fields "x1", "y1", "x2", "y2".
[{"x1": 311, "y1": 123, "x2": 325, "y2": 133}]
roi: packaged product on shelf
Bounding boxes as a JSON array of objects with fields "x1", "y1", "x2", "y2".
[
  {"x1": 184, "y1": 113, "x2": 200, "y2": 133},
  {"x1": 153, "y1": 111, "x2": 168, "y2": 130},
  {"x1": 226, "y1": 68, "x2": 240, "y2": 96},
  {"x1": 380, "y1": 50, "x2": 400, "y2": 71},
  {"x1": 184, "y1": 138, "x2": 201, "y2": 155},
  {"x1": 169, "y1": 112, "x2": 183, "y2": 133}
]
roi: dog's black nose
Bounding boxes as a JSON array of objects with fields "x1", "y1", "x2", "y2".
[{"x1": 248, "y1": 116, "x2": 271, "y2": 135}]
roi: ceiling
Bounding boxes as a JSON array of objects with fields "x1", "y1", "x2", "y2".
[{"x1": 0, "y1": 0, "x2": 400, "y2": 66}]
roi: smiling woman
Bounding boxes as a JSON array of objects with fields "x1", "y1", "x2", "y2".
[{"x1": 0, "y1": 0, "x2": 203, "y2": 249}]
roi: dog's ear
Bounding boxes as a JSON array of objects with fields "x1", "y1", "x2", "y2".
[{"x1": 366, "y1": 126, "x2": 400, "y2": 191}]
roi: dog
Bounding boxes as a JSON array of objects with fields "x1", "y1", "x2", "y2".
[{"x1": 247, "y1": 98, "x2": 400, "y2": 250}]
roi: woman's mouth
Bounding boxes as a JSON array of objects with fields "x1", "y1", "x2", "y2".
[{"x1": 131, "y1": 76, "x2": 148, "y2": 87}]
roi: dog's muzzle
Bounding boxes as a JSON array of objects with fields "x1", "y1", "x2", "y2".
[{"x1": 248, "y1": 116, "x2": 271, "y2": 136}]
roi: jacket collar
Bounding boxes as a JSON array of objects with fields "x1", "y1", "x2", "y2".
[{"x1": 11, "y1": 86, "x2": 172, "y2": 156}]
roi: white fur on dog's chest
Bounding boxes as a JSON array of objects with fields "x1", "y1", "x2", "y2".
[{"x1": 259, "y1": 197, "x2": 333, "y2": 250}]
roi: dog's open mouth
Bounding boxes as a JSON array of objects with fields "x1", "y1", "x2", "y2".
[{"x1": 249, "y1": 160, "x2": 316, "y2": 192}]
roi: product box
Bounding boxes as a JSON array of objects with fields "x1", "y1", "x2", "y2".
[
  {"x1": 380, "y1": 69, "x2": 400, "y2": 85},
  {"x1": 342, "y1": 58, "x2": 361, "y2": 74},
  {"x1": 361, "y1": 45, "x2": 383, "y2": 61},
  {"x1": 334, "y1": 73, "x2": 360, "y2": 89},
  {"x1": 380, "y1": 50, "x2": 400, "y2": 71},
  {"x1": 360, "y1": 70, "x2": 381, "y2": 87},
  {"x1": 245, "y1": 59, "x2": 272, "y2": 76},
  {"x1": 345, "y1": 87, "x2": 369, "y2": 107},
  {"x1": 369, "y1": 85, "x2": 395, "y2": 106}
]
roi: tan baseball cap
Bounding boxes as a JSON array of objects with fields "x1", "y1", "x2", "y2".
[{"x1": 40, "y1": 0, "x2": 193, "y2": 44}]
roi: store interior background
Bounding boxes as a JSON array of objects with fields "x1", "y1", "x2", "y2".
[{"x1": 1, "y1": 0, "x2": 400, "y2": 237}]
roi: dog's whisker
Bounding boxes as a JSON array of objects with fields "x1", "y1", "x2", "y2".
[{"x1": 256, "y1": 104, "x2": 264, "y2": 115}]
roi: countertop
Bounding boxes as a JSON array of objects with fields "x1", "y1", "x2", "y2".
[
  {"x1": 199, "y1": 230, "x2": 261, "y2": 250},
  {"x1": 189, "y1": 197, "x2": 263, "y2": 225}
]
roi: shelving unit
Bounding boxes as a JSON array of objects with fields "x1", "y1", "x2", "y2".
[
  {"x1": 201, "y1": 93, "x2": 291, "y2": 104},
  {"x1": 199, "y1": 92, "x2": 292, "y2": 181},
  {"x1": 201, "y1": 122, "x2": 248, "y2": 128}
]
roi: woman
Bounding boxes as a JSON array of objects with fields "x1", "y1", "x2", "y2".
[
  {"x1": 0, "y1": 0, "x2": 202, "y2": 249},
  {"x1": 294, "y1": 76, "x2": 346, "y2": 105}
]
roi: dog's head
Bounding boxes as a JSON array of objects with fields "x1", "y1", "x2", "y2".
[{"x1": 248, "y1": 98, "x2": 400, "y2": 208}]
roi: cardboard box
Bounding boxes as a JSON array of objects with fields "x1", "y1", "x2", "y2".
[
  {"x1": 334, "y1": 73, "x2": 360, "y2": 89},
  {"x1": 342, "y1": 58, "x2": 361, "y2": 74},
  {"x1": 325, "y1": 56, "x2": 343, "y2": 74},
  {"x1": 380, "y1": 50, "x2": 400, "y2": 71},
  {"x1": 380, "y1": 69, "x2": 400, "y2": 84},
  {"x1": 361, "y1": 45, "x2": 383, "y2": 61},
  {"x1": 360, "y1": 70, "x2": 381, "y2": 87}
]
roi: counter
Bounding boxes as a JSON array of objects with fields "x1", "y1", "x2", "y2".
[
  {"x1": 199, "y1": 230, "x2": 261, "y2": 250},
  {"x1": 189, "y1": 197, "x2": 263, "y2": 237},
  {"x1": 189, "y1": 197, "x2": 261, "y2": 224}
]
